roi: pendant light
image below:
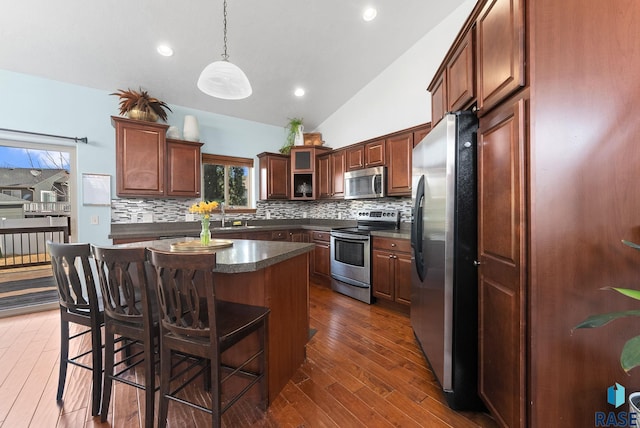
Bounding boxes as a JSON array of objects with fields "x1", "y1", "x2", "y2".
[{"x1": 197, "y1": 0, "x2": 252, "y2": 100}]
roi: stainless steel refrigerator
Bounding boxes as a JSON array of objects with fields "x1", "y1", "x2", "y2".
[{"x1": 410, "y1": 111, "x2": 484, "y2": 410}]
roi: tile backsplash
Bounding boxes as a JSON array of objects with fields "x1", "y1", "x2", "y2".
[{"x1": 111, "y1": 197, "x2": 413, "y2": 224}]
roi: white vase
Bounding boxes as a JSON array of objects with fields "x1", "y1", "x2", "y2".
[
  {"x1": 294, "y1": 125, "x2": 304, "y2": 146},
  {"x1": 183, "y1": 115, "x2": 200, "y2": 142},
  {"x1": 630, "y1": 392, "x2": 640, "y2": 427},
  {"x1": 167, "y1": 126, "x2": 181, "y2": 139}
]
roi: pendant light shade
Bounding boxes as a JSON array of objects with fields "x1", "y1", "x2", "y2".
[
  {"x1": 198, "y1": 0, "x2": 252, "y2": 100},
  {"x1": 197, "y1": 60, "x2": 252, "y2": 100}
]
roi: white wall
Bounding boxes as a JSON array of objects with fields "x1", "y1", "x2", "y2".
[
  {"x1": 0, "y1": 70, "x2": 285, "y2": 245},
  {"x1": 316, "y1": 0, "x2": 477, "y2": 148}
]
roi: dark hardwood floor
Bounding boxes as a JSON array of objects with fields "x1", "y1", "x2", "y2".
[{"x1": 0, "y1": 280, "x2": 497, "y2": 427}]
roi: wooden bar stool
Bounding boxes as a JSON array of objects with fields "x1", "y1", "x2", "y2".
[
  {"x1": 147, "y1": 248, "x2": 270, "y2": 428},
  {"x1": 47, "y1": 241, "x2": 103, "y2": 416},
  {"x1": 92, "y1": 245, "x2": 158, "y2": 427}
]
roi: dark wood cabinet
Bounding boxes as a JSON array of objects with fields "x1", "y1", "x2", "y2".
[
  {"x1": 113, "y1": 116, "x2": 168, "y2": 197},
  {"x1": 317, "y1": 154, "x2": 331, "y2": 199},
  {"x1": 412, "y1": 124, "x2": 431, "y2": 148},
  {"x1": 385, "y1": 131, "x2": 414, "y2": 196},
  {"x1": 290, "y1": 146, "x2": 331, "y2": 200},
  {"x1": 429, "y1": 73, "x2": 447, "y2": 127},
  {"x1": 318, "y1": 150, "x2": 345, "y2": 199},
  {"x1": 347, "y1": 140, "x2": 386, "y2": 171},
  {"x1": 364, "y1": 140, "x2": 385, "y2": 167},
  {"x1": 166, "y1": 139, "x2": 203, "y2": 197},
  {"x1": 476, "y1": 0, "x2": 525, "y2": 115},
  {"x1": 477, "y1": 92, "x2": 527, "y2": 428},
  {"x1": 330, "y1": 150, "x2": 345, "y2": 198},
  {"x1": 346, "y1": 145, "x2": 364, "y2": 171},
  {"x1": 447, "y1": 30, "x2": 475, "y2": 112},
  {"x1": 371, "y1": 237, "x2": 411, "y2": 306},
  {"x1": 309, "y1": 230, "x2": 331, "y2": 285},
  {"x1": 113, "y1": 116, "x2": 202, "y2": 198},
  {"x1": 257, "y1": 152, "x2": 290, "y2": 200}
]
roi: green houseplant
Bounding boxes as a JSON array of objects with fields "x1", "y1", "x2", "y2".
[
  {"x1": 574, "y1": 239, "x2": 640, "y2": 373},
  {"x1": 111, "y1": 88, "x2": 172, "y2": 122},
  {"x1": 280, "y1": 117, "x2": 303, "y2": 154}
]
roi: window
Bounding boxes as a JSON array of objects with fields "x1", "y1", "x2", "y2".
[
  {"x1": 202, "y1": 154, "x2": 254, "y2": 211},
  {"x1": 2, "y1": 189, "x2": 21, "y2": 198}
]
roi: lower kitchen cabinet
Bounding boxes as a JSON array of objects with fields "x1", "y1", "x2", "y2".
[
  {"x1": 309, "y1": 230, "x2": 331, "y2": 285},
  {"x1": 372, "y1": 236, "x2": 411, "y2": 306}
]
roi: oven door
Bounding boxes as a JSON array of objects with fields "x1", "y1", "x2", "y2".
[{"x1": 330, "y1": 232, "x2": 370, "y2": 287}]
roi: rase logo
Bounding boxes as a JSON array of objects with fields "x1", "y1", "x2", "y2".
[
  {"x1": 608, "y1": 383, "x2": 625, "y2": 408},
  {"x1": 595, "y1": 383, "x2": 637, "y2": 427}
]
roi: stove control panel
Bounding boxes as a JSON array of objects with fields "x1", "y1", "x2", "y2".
[{"x1": 356, "y1": 209, "x2": 400, "y2": 224}]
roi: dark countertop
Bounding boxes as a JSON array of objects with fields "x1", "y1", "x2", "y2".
[
  {"x1": 109, "y1": 219, "x2": 355, "y2": 240},
  {"x1": 114, "y1": 238, "x2": 315, "y2": 274},
  {"x1": 109, "y1": 219, "x2": 412, "y2": 241}
]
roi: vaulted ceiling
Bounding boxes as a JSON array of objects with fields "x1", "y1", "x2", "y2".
[{"x1": 0, "y1": 1, "x2": 467, "y2": 129}]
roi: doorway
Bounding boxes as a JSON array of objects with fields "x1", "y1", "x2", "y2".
[{"x1": 0, "y1": 139, "x2": 76, "y2": 315}]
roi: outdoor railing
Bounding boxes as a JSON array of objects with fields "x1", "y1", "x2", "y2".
[
  {"x1": 23, "y1": 202, "x2": 71, "y2": 215},
  {"x1": 0, "y1": 226, "x2": 69, "y2": 269}
]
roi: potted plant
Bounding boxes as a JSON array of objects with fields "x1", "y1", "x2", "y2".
[
  {"x1": 111, "y1": 88, "x2": 172, "y2": 122},
  {"x1": 280, "y1": 117, "x2": 303, "y2": 154},
  {"x1": 574, "y1": 239, "x2": 640, "y2": 420}
]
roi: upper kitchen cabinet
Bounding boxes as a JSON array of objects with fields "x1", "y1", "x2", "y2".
[
  {"x1": 428, "y1": 28, "x2": 475, "y2": 127},
  {"x1": 166, "y1": 139, "x2": 203, "y2": 197},
  {"x1": 290, "y1": 146, "x2": 332, "y2": 200},
  {"x1": 429, "y1": 73, "x2": 447, "y2": 127},
  {"x1": 257, "y1": 152, "x2": 290, "y2": 200},
  {"x1": 113, "y1": 116, "x2": 203, "y2": 198},
  {"x1": 364, "y1": 140, "x2": 385, "y2": 168},
  {"x1": 476, "y1": 0, "x2": 525, "y2": 115},
  {"x1": 448, "y1": 30, "x2": 475, "y2": 112},
  {"x1": 386, "y1": 131, "x2": 414, "y2": 196},
  {"x1": 317, "y1": 149, "x2": 345, "y2": 199},
  {"x1": 346, "y1": 145, "x2": 364, "y2": 171},
  {"x1": 412, "y1": 123, "x2": 432, "y2": 148},
  {"x1": 346, "y1": 139, "x2": 386, "y2": 171},
  {"x1": 113, "y1": 116, "x2": 168, "y2": 197}
]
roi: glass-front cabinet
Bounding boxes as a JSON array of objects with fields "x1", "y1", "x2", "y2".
[{"x1": 290, "y1": 146, "x2": 331, "y2": 200}]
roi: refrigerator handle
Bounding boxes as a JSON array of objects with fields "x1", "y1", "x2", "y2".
[{"x1": 411, "y1": 175, "x2": 426, "y2": 281}]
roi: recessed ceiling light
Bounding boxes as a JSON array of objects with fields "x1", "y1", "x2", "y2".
[
  {"x1": 157, "y1": 44, "x2": 174, "y2": 57},
  {"x1": 294, "y1": 88, "x2": 305, "y2": 97},
  {"x1": 363, "y1": 7, "x2": 377, "y2": 22}
]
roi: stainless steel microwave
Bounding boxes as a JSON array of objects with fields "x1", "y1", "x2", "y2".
[{"x1": 344, "y1": 166, "x2": 386, "y2": 199}]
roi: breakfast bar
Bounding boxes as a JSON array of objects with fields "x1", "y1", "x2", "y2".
[{"x1": 117, "y1": 237, "x2": 314, "y2": 402}]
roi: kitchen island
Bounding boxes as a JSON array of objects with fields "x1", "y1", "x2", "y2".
[{"x1": 116, "y1": 237, "x2": 314, "y2": 402}]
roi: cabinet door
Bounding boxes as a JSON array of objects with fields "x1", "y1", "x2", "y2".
[
  {"x1": 166, "y1": 139, "x2": 202, "y2": 197},
  {"x1": 372, "y1": 249, "x2": 393, "y2": 301},
  {"x1": 448, "y1": 30, "x2": 475, "y2": 112},
  {"x1": 313, "y1": 241, "x2": 331, "y2": 278},
  {"x1": 291, "y1": 148, "x2": 314, "y2": 172},
  {"x1": 114, "y1": 118, "x2": 167, "y2": 197},
  {"x1": 364, "y1": 140, "x2": 385, "y2": 167},
  {"x1": 394, "y1": 252, "x2": 412, "y2": 305},
  {"x1": 430, "y1": 73, "x2": 447, "y2": 127},
  {"x1": 385, "y1": 131, "x2": 414, "y2": 196},
  {"x1": 346, "y1": 145, "x2": 364, "y2": 171},
  {"x1": 478, "y1": 94, "x2": 527, "y2": 428},
  {"x1": 317, "y1": 154, "x2": 332, "y2": 199},
  {"x1": 259, "y1": 154, "x2": 289, "y2": 200},
  {"x1": 412, "y1": 124, "x2": 431, "y2": 148},
  {"x1": 476, "y1": 0, "x2": 525, "y2": 115},
  {"x1": 331, "y1": 150, "x2": 345, "y2": 198}
]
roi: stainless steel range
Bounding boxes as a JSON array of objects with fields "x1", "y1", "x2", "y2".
[{"x1": 330, "y1": 209, "x2": 400, "y2": 304}]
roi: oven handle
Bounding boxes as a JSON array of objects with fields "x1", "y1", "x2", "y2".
[{"x1": 330, "y1": 231, "x2": 370, "y2": 241}]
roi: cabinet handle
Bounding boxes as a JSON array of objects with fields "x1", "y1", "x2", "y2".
[
  {"x1": 474, "y1": 260, "x2": 481, "y2": 266},
  {"x1": 389, "y1": 254, "x2": 393, "y2": 258},
  {"x1": 391, "y1": 243, "x2": 396, "y2": 247}
]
